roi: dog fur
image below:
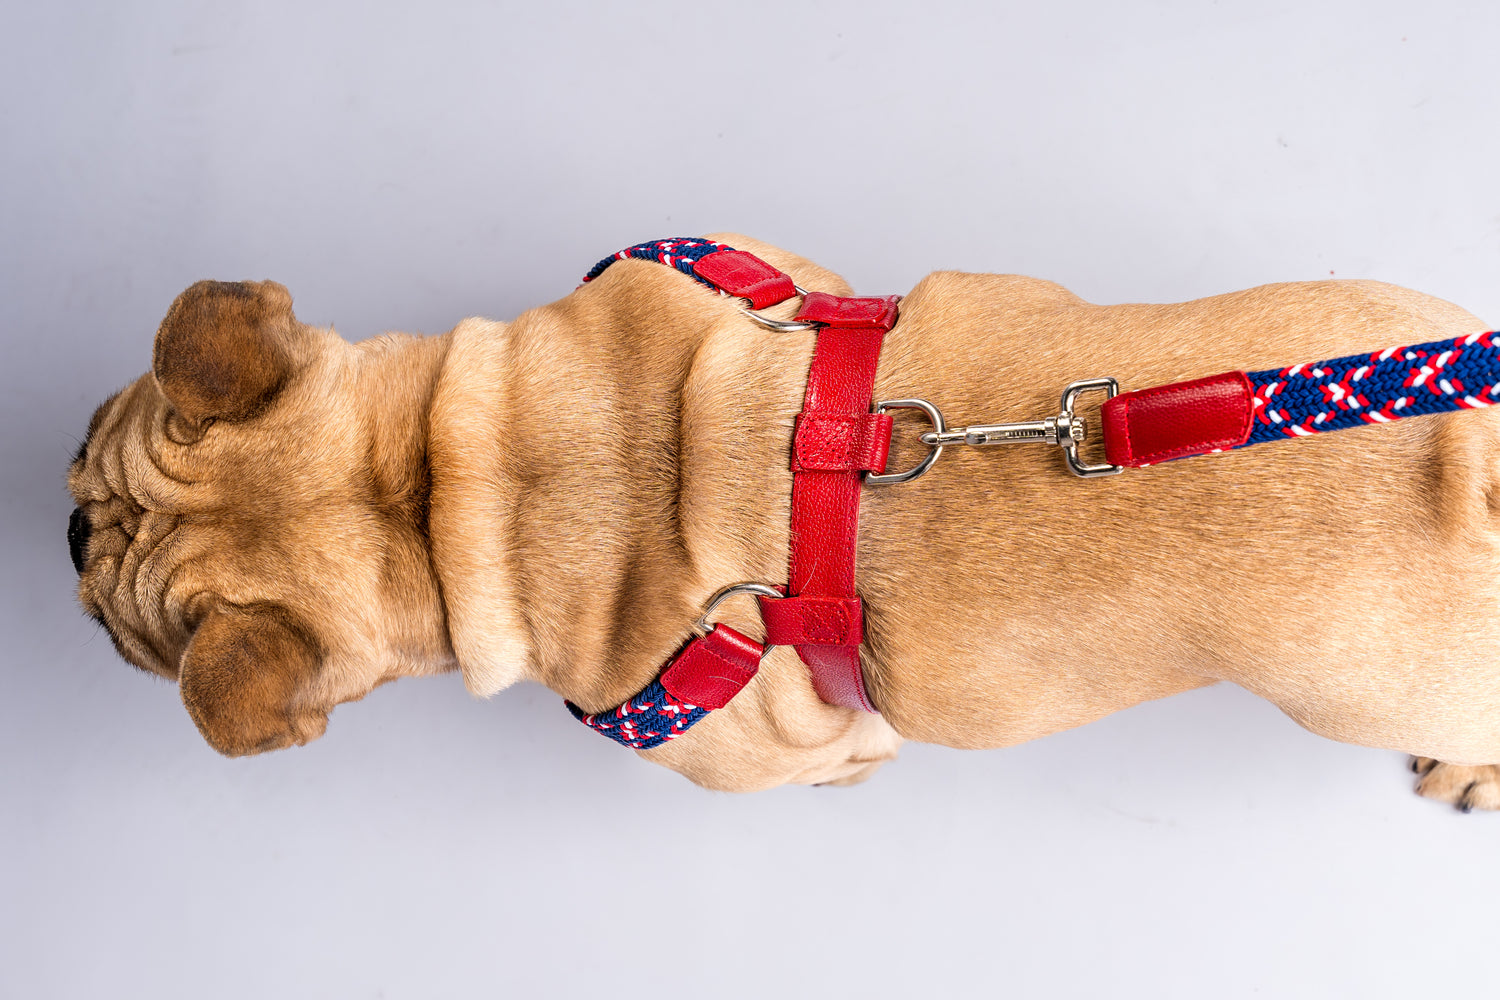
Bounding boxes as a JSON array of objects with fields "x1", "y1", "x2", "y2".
[{"x1": 67, "y1": 234, "x2": 1500, "y2": 805}]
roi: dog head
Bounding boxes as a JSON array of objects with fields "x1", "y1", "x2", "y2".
[{"x1": 68, "y1": 280, "x2": 453, "y2": 755}]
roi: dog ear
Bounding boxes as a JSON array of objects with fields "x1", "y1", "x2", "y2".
[
  {"x1": 153, "y1": 280, "x2": 300, "y2": 425},
  {"x1": 178, "y1": 602, "x2": 328, "y2": 757}
]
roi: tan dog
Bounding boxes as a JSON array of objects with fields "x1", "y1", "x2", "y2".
[{"x1": 67, "y1": 234, "x2": 1500, "y2": 808}]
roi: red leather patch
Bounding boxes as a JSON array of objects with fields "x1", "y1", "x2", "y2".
[
  {"x1": 758, "y1": 595, "x2": 864, "y2": 647},
  {"x1": 1101, "y1": 371, "x2": 1254, "y2": 467},
  {"x1": 691, "y1": 249, "x2": 797, "y2": 309},
  {"x1": 794, "y1": 292, "x2": 902, "y2": 331},
  {"x1": 791, "y1": 413, "x2": 893, "y2": 473},
  {"x1": 659, "y1": 625, "x2": 764, "y2": 710}
]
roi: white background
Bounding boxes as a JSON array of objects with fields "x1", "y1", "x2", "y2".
[{"x1": 4, "y1": 2, "x2": 1499, "y2": 997}]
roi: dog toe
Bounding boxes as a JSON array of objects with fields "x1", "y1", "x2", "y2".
[
  {"x1": 1409, "y1": 755, "x2": 1439, "y2": 775},
  {"x1": 1414, "y1": 761, "x2": 1500, "y2": 812}
]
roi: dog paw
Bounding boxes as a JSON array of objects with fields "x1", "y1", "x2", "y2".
[{"x1": 1410, "y1": 757, "x2": 1500, "y2": 812}]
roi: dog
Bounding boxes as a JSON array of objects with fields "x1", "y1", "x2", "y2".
[{"x1": 67, "y1": 233, "x2": 1500, "y2": 808}]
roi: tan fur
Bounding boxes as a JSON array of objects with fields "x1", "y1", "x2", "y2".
[{"x1": 67, "y1": 234, "x2": 1500, "y2": 802}]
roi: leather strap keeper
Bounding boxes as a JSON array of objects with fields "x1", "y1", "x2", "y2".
[
  {"x1": 792, "y1": 412, "x2": 894, "y2": 473},
  {"x1": 794, "y1": 292, "x2": 902, "y2": 331},
  {"x1": 758, "y1": 594, "x2": 865, "y2": 647}
]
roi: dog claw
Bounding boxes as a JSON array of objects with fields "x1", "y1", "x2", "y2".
[
  {"x1": 1409, "y1": 755, "x2": 1439, "y2": 776},
  {"x1": 1459, "y1": 782, "x2": 1477, "y2": 813}
]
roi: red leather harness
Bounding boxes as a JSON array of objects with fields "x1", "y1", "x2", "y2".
[
  {"x1": 566, "y1": 239, "x2": 893, "y2": 747},
  {"x1": 673, "y1": 250, "x2": 898, "y2": 712}
]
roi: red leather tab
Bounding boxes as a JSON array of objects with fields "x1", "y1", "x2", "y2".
[
  {"x1": 758, "y1": 595, "x2": 864, "y2": 647},
  {"x1": 793, "y1": 292, "x2": 902, "y2": 331},
  {"x1": 691, "y1": 249, "x2": 797, "y2": 309},
  {"x1": 1101, "y1": 371, "x2": 1254, "y2": 467},
  {"x1": 791, "y1": 413, "x2": 893, "y2": 473},
  {"x1": 658, "y1": 625, "x2": 764, "y2": 710}
]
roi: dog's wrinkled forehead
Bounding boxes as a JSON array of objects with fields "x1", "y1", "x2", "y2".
[
  {"x1": 70, "y1": 377, "x2": 179, "y2": 510},
  {"x1": 67, "y1": 281, "x2": 323, "y2": 672}
]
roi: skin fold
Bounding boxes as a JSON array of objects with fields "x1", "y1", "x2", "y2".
[{"x1": 68, "y1": 234, "x2": 1500, "y2": 803}]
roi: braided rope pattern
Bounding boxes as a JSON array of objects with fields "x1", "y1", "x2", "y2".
[
  {"x1": 566, "y1": 680, "x2": 710, "y2": 750},
  {"x1": 581, "y1": 237, "x2": 730, "y2": 292},
  {"x1": 1244, "y1": 331, "x2": 1500, "y2": 444}
]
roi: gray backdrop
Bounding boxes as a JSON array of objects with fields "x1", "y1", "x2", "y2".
[{"x1": 4, "y1": 2, "x2": 1499, "y2": 997}]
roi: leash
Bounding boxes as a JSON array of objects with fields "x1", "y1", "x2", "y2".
[
  {"x1": 566, "y1": 237, "x2": 1500, "y2": 749},
  {"x1": 882, "y1": 331, "x2": 1500, "y2": 479}
]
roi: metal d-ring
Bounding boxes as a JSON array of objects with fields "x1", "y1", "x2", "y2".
[
  {"x1": 693, "y1": 582, "x2": 783, "y2": 649},
  {"x1": 739, "y1": 285, "x2": 819, "y2": 332},
  {"x1": 865, "y1": 398, "x2": 947, "y2": 485},
  {"x1": 1058, "y1": 377, "x2": 1123, "y2": 477}
]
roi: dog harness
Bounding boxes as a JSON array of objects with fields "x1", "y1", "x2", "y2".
[{"x1": 567, "y1": 237, "x2": 1500, "y2": 750}]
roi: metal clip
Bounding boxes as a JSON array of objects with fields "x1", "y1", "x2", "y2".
[
  {"x1": 867, "y1": 377, "x2": 1125, "y2": 484},
  {"x1": 919, "y1": 412, "x2": 1086, "y2": 448}
]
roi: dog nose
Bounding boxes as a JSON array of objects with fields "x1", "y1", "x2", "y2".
[{"x1": 68, "y1": 507, "x2": 91, "y2": 574}]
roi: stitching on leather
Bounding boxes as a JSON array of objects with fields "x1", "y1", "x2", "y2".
[
  {"x1": 1232, "y1": 372, "x2": 1253, "y2": 444},
  {"x1": 766, "y1": 597, "x2": 855, "y2": 645},
  {"x1": 700, "y1": 250, "x2": 791, "y2": 306},
  {"x1": 796, "y1": 415, "x2": 856, "y2": 468},
  {"x1": 798, "y1": 295, "x2": 897, "y2": 328},
  {"x1": 1116, "y1": 396, "x2": 1136, "y2": 465},
  {"x1": 804, "y1": 603, "x2": 849, "y2": 643}
]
